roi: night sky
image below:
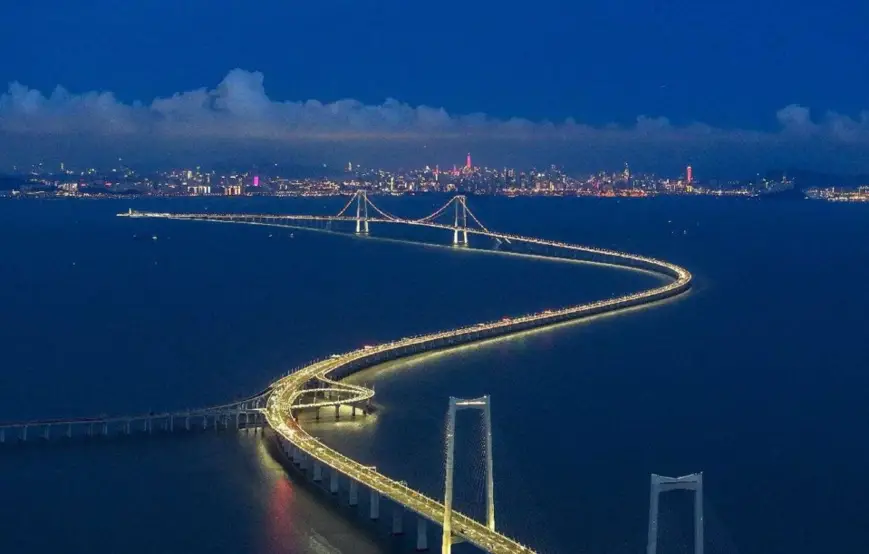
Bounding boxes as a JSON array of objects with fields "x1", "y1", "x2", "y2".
[{"x1": 2, "y1": 0, "x2": 868, "y2": 175}]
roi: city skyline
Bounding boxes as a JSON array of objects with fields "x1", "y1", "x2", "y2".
[
  {"x1": 4, "y1": 0, "x2": 869, "y2": 176},
  {"x1": 3, "y1": 68, "x2": 869, "y2": 178}
]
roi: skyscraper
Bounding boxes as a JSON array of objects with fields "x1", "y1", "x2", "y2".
[
  {"x1": 686, "y1": 165, "x2": 693, "y2": 184},
  {"x1": 466, "y1": 153, "x2": 472, "y2": 170}
]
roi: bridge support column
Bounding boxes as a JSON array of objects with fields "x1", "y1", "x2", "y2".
[
  {"x1": 22, "y1": 426, "x2": 28, "y2": 442},
  {"x1": 313, "y1": 463, "x2": 323, "y2": 482},
  {"x1": 335, "y1": 405, "x2": 340, "y2": 419},
  {"x1": 330, "y1": 469, "x2": 339, "y2": 494},
  {"x1": 169, "y1": 416, "x2": 174, "y2": 432},
  {"x1": 349, "y1": 480, "x2": 359, "y2": 506},
  {"x1": 202, "y1": 416, "x2": 208, "y2": 430},
  {"x1": 87, "y1": 424, "x2": 93, "y2": 437},
  {"x1": 124, "y1": 421, "x2": 130, "y2": 435},
  {"x1": 185, "y1": 416, "x2": 191, "y2": 431},
  {"x1": 392, "y1": 507, "x2": 403, "y2": 535},
  {"x1": 370, "y1": 490, "x2": 380, "y2": 520},
  {"x1": 416, "y1": 518, "x2": 428, "y2": 551},
  {"x1": 67, "y1": 423, "x2": 73, "y2": 438},
  {"x1": 646, "y1": 473, "x2": 704, "y2": 554},
  {"x1": 43, "y1": 425, "x2": 50, "y2": 440},
  {"x1": 355, "y1": 190, "x2": 370, "y2": 234},
  {"x1": 452, "y1": 195, "x2": 469, "y2": 246},
  {"x1": 102, "y1": 422, "x2": 108, "y2": 436},
  {"x1": 147, "y1": 418, "x2": 153, "y2": 434}
]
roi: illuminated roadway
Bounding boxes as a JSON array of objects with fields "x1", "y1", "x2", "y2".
[{"x1": 119, "y1": 195, "x2": 692, "y2": 554}]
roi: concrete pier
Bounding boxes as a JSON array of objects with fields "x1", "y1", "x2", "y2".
[
  {"x1": 370, "y1": 490, "x2": 380, "y2": 520},
  {"x1": 349, "y1": 480, "x2": 359, "y2": 506},
  {"x1": 330, "y1": 469, "x2": 339, "y2": 494},
  {"x1": 416, "y1": 517, "x2": 428, "y2": 551},
  {"x1": 392, "y1": 507, "x2": 403, "y2": 535}
]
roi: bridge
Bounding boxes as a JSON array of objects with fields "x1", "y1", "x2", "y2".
[
  {"x1": 119, "y1": 192, "x2": 694, "y2": 553},
  {"x1": 3, "y1": 193, "x2": 696, "y2": 554}
]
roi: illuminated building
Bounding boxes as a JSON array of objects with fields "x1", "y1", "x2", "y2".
[{"x1": 686, "y1": 165, "x2": 693, "y2": 185}]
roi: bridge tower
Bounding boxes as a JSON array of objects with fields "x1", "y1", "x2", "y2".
[
  {"x1": 646, "y1": 472, "x2": 704, "y2": 554},
  {"x1": 452, "y1": 195, "x2": 468, "y2": 246},
  {"x1": 442, "y1": 395, "x2": 495, "y2": 554},
  {"x1": 355, "y1": 190, "x2": 369, "y2": 234}
]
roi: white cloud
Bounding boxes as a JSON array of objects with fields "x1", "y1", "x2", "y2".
[{"x1": 2, "y1": 68, "x2": 869, "y2": 174}]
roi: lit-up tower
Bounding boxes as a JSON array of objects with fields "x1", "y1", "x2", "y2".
[
  {"x1": 452, "y1": 195, "x2": 468, "y2": 246},
  {"x1": 355, "y1": 190, "x2": 369, "y2": 234},
  {"x1": 442, "y1": 395, "x2": 495, "y2": 554},
  {"x1": 647, "y1": 473, "x2": 704, "y2": 554},
  {"x1": 686, "y1": 165, "x2": 693, "y2": 185},
  {"x1": 466, "y1": 153, "x2": 472, "y2": 170}
]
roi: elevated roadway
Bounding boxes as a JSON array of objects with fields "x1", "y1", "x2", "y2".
[{"x1": 122, "y1": 197, "x2": 691, "y2": 554}]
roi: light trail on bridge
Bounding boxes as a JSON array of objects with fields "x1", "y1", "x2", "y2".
[{"x1": 118, "y1": 194, "x2": 692, "y2": 554}]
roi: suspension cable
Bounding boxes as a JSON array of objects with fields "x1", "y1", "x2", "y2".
[
  {"x1": 465, "y1": 204, "x2": 511, "y2": 244},
  {"x1": 365, "y1": 196, "x2": 399, "y2": 221},
  {"x1": 415, "y1": 197, "x2": 456, "y2": 223},
  {"x1": 335, "y1": 192, "x2": 358, "y2": 217}
]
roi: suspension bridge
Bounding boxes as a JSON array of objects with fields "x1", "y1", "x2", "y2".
[{"x1": 3, "y1": 193, "x2": 697, "y2": 554}]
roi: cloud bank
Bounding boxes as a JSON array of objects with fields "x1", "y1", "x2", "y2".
[{"x1": 2, "y1": 68, "x2": 869, "y2": 175}]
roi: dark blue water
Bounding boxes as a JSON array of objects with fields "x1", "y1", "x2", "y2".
[{"x1": 1, "y1": 196, "x2": 868, "y2": 554}]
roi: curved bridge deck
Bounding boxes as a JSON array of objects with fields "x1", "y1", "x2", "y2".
[{"x1": 123, "y1": 199, "x2": 692, "y2": 554}]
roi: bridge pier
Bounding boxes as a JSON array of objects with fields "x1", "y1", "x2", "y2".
[
  {"x1": 169, "y1": 415, "x2": 174, "y2": 432},
  {"x1": 330, "y1": 469, "x2": 339, "y2": 494},
  {"x1": 185, "y1": 416, "x2": 191, "y2": 431},
  {"x1": 370, "y1": 490, "x2": 380, "y2": 520},
  {"x1": 125, "y1": 420, "x2": 130, "y2": 435},
  {"x1": 416, "y1": 518, "x2": 428, "y2": 551},
  {"x1": 335, "y1": 405, "x2": 340, "y2": 419},
  {"x1": 102, "y1": 422, "x2": 108, "y2": 436},
  {"x1": 43, "y1": 425, "x2": 50, "y2": 440},
  {"x1": 392, "y1": 507, "x2": 403, "y2": 535},
  {"x1": 67, "y1": 424, "x2": 72, "y2": 438},
  {"x1": 313, "y1": 462, "x2": 323, "y2": 482},
  {"x1": 87, "y1": 423, "x2": 93, "y2": 438},
  {"x1": 349, "y1": 480, "x2": 359, "y2": 506}
]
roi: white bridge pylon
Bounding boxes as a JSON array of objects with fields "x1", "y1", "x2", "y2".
[
  {"x1": 647, "y1": 472, "x2": 704, "y2": 554},
  {"x1": 334, "y1": 191, "x2": 499, "y2": 246},
  {"x1": 442, "y1": 395, "x2": 496, "y2": 554}
]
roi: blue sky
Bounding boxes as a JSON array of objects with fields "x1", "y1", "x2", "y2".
[{"x1": 2, "y1": 0, "x2": 868, "y2": 175}]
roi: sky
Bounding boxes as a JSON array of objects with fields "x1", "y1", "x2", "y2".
[{"x1": 2, "y1": 0, "x2": 868, "y2": 176}]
